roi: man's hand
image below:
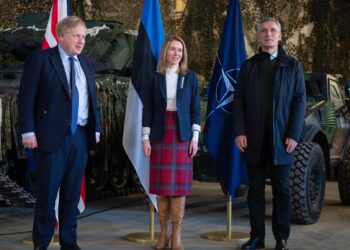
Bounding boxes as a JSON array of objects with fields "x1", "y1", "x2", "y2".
[
  {"x1": 142, "y1": 140, "x2": 151, "y2": 159},
  {"x1": 22, "y1": 135, "x2": 38, "y2": 149},
  {"x1": 235, "y1": 135, "x2": 247, "y2": 152},
  {"x1": 189, "y1": 141, "x2": 198, "y2": 158},
  {"x1": 285, "y1": 138, "x2": 298, "y2": 153}
]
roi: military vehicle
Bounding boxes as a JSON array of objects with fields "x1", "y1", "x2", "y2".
[
  {"x1": 291, "y1": 73, "x2": 350, "y2": 224},
  {"x1": 0, "y1": 14, "x2": 139, "y2": 206},
  {"x1": 194, "y1": 72, "x2": 350, "y2": 225}
]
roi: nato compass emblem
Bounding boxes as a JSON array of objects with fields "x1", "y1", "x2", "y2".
[{"x1": 206, "y1": 57, "x2": 240, "y2": 119}]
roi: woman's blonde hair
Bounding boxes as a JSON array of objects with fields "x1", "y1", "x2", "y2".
[{"x1": 156, "y1": 34, "x2": 188, "y2": 75}]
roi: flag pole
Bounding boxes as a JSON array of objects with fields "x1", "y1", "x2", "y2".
[
  {"x1": 202, "y1": 0, "x2": 250, "y2": 243},
  {"x1": 201, "y1": 193, "x2": 249, "y2": 242},
  {"x1": 227, "y1": 194, "x2": 232, "y2": 239},
  {"x1": 125, "y1": 202, "x2": 158, "y2": 243},
  {"x1": 123, "y1": 0, "x2": 164, "y2": 245},
  {"x1": 149, "y1": 202, "x2": 155, "y2": 240}
]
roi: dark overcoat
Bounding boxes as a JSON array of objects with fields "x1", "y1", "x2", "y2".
[{"x1": 233, "y1": 47, "x2": 306, "y2": 165}]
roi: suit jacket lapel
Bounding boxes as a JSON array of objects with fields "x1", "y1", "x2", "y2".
[
  {"x1": 159, "y1": 72, "x2": 185, "y2": 102},
  {"x1": 50, "y1": 46, "x2": 71, "y2": 98},
  {"x1": 159, "y1": 74, "x2": 167, "y2": 102},
  {"x1": 176, "y1": 72, "x2": 184, "y2": 101}
]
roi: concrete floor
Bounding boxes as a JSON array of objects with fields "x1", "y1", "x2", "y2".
[{"x1": 0, "y1": 181, "x2": 349, "y2": 250}]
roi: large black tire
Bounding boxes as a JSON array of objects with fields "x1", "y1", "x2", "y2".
[
  {"x1": 338, "y1": 149, "x2": 350, "y2": 205},
  {"x1": 109, "y1": 154, "x2": 130, "y2": 190},
  {"x1": 290, "y1": 142, "x2": 326, "y2": 224}
]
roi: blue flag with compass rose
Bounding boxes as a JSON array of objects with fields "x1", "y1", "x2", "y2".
[{"x1": 204, "y1": 0, "x2": 248, "y2": 197}]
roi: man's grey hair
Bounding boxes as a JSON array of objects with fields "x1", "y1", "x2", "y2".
[
  {"x1": 56, "y1": 16, "x2": 86, "y2": 36},
  {"x1": 257, "y1": 17, "x2": 282, "y2": 33}
]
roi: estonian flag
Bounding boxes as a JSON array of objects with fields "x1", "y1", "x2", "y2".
[
  {"x1": 123, "y1": 0, "x2": 165, "y2": 209},
  {"x1": 204, "y1": 0, "x2": 248, "y2": 197}
]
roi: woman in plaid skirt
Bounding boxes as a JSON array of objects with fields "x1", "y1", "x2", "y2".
[{"x1": 142, "y1": 34, "x2": 201, "y2": 250}]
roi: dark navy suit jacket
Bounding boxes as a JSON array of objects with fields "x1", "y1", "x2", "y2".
[
  {"x1": 142, "y1": 70, "x2": 201, "y2": 142},
  {"x1": 18, "y1": 46, "x2": 101, "y2": 152}
]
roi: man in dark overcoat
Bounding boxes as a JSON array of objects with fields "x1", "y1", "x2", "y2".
[{"x1": 233, "y1": 17, "x2": 306, "y2": 250}]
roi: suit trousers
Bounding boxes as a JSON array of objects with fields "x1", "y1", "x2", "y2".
[
  {"x1": 32, "y1": 126, "x2": 88, "y2": 248},
  {"x1": 246, "y1": 162, "x2": 291, "y2": 241}
]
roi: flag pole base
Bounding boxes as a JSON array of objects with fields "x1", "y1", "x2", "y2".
[
  {"x1": 125, "y1": 232, "x2": 159, "y2": 243},
  {"x1": 22, "y1": 234, "x2": 60, "y2": 245},
  {"x1": 125, "y1": 202, "x2": 157, "y2": 243},
  {"x1": 201, "y1": 231, "x2": 249, "y2": 242}
]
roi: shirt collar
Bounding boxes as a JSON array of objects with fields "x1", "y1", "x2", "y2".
[
  {"x1": 270, "y1": 50, "x2": 278, "y2": 60},
  {"x1": 58, "y1": 45, "x2": 78, "y2": 61}
]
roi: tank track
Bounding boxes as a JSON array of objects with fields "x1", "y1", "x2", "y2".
[
  {"x1": 0, "y1": 171, "x2": 36, "y2": 207},
  {"x1": 0, "y1": 170, "x2": 144, "y2": 207},
  {"x1": 86, "y1": 186, "x2": 142, "y2": 201}
]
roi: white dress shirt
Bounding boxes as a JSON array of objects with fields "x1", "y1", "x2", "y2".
[{"x1": 58, "y1": 45, "x2": 89, "y2": 126}]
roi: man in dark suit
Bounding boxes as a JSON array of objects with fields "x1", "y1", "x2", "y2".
[
  {"x1": 18, "y1": 16, "x2": 101, "y2": 250},
  {"x1": 233, "y1": 17, "x2": 306, "y2": 250}
]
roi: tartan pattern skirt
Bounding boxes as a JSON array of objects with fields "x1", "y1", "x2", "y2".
[{"x1": 149, "y1": 111, "x2": 193, "y2": 196}]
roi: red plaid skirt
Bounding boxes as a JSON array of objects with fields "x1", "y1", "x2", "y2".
[{"x1": 149, "y1": 111, "x2": 193, "y2": 196}]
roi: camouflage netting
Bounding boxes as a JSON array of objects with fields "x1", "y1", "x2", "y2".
[
  {"x1": 0, "y1": 21, "x2": 138, "y2": 199},
  {"x1": 0, "y1": 0, "x2": 349, "y2": 200},
  {"x1": 1, "y1": 0, "x2": 348, "y2": 80},
  {"x1": 0, "y1": 95, "x2": 15, "y2": 162}
]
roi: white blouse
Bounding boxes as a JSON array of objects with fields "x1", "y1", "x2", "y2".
[{"x1": 165, "y1": 66, "x2": 178, "y2": 111}]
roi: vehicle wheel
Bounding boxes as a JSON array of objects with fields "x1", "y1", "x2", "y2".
[
  {"x1": 290, "y1": 142, "x2": 326, "y2": 224},
  {"x1": 86, "y1": 148, "x2": 109, "y2": 194},
  {"x1": 109, "y1": 154, "x2": 130, "y2": 190},
  {"x1": 338, "y1": 149, "x2": 350, "y2": 205}
]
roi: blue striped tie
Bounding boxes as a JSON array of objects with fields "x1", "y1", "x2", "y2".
[{"x1": 69, "y1": 57, "x2": 79, "y2": 134}]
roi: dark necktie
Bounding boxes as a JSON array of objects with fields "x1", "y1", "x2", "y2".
[{"x1": 69, "y1": 57, "x2": 79, "y2": 134}]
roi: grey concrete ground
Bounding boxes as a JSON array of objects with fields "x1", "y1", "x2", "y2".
[{"x1": 0, "y1": 181, "x2": 349, "y2": 250}]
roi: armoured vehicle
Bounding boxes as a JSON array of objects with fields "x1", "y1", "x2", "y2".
[
  {"x1": 194, "y1": 72, "x2": 350, "y2": 225},
  {"x1": 0, "y1": 14, "x2": 139, "y2": 206},
  {"x1": 292, "y1": 73, "x2": 350, "y2": 224}
]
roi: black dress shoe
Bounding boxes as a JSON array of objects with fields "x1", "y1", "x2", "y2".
[
  {"x1": 34, "y1": 247, "x2": 47, "y2": 250},
  {"x1": 275, "y1": 240, "x2": 288, "y2": 250},
  {"x1": 60, "y1": 245, "x2": 81, "y2": 250},
  {"x1": 241, "y1": 237, "x2": 265, "y2": 250}
]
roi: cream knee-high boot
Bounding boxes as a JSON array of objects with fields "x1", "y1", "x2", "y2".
[
  {"x1": 170, "y1": 196, "x2": 186, "y2": 250},
  {"x1": 155, "y1": 196, "x2": 170, "y2": 250}
]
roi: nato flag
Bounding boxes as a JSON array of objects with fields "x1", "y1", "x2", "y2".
[
  {"x1": 123, "y1": 0, "x2": 165, "y2": 209},
  {"x1": 204, "y1": 0, "x2": 248, "y2": 197}
]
